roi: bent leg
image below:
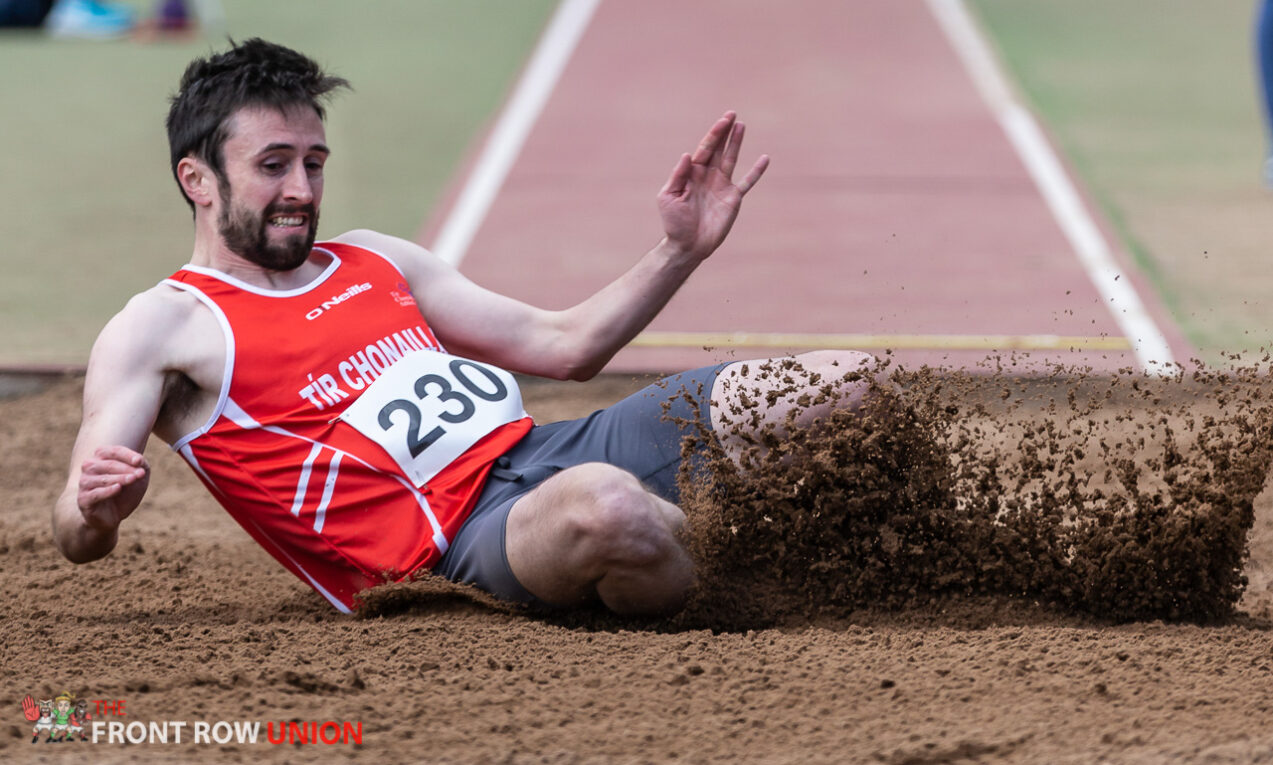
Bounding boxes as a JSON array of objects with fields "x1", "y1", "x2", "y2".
[
  {"x1": 709, "y1": 349, "x2": 880, "y2": 461},
  {"x1": 505, "y1": 462, "x2": 694, "y2": 615}
]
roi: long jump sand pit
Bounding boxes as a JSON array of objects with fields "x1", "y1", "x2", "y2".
[{"x1": 6, "y1": 359, "x2": 1273, "y2": 763}]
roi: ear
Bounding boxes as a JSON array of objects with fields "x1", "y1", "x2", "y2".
[{"x1": 177, "y1": 156, "x2": 217, "y2": 208}]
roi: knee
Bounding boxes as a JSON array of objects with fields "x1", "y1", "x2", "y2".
[
  {"x1": 795, "y1": 349, "x2": 877, "y2": 378},
  {"x1": 561, "y1": 463, "x2": 682, "y2": 568},
  {"x1": 794, "y1": 350, "x2": 885, "y2": 409}
]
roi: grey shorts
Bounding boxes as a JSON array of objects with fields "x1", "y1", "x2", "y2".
[{"x1": 433, "y1": 363, "x2": 726, "y2": 603}]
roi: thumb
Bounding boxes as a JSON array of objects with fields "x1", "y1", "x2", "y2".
[{"x1": 660, "y1": 153, "x2": 693, "y2": 197}]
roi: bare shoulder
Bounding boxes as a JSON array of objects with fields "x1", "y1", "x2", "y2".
[
  {"x1": 331, "y1": 229, "x2": 445, "y2": 279},
  {"x1": 87, "y1": 283, "x2": 227, "y2": 444},
  {"x1": 95, "y1": 287, "x2": 182, "y2": 360},
  {"x1": 95, "y1": 283, "x2": 225, "y2": 389},
  {"x1": 331, "y1": 228, "x2": 413, "y2": 252},
  {"x1": 103, "y1": 283, "x2": 206, "y2": 351}
]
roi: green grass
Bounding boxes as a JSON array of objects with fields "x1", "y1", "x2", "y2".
[
  {"x1": 0, "y1": 0, "x2": 555, "y2": 365},
  {"x1": 969, "y1": 0, "x2": 1273, "y2": 358}
]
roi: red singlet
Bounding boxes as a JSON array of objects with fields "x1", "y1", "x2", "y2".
[{"x1": 164, "y1": 242, "x2": 533, "y2": 611}]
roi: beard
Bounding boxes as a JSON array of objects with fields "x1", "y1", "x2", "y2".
[{"x1": 218, "y1": 199, "x2": 319, "y2": 272}]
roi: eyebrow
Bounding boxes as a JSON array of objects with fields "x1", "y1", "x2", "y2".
[{"x1": 258, "y1": 142, "x2": 331, "y2": 156}]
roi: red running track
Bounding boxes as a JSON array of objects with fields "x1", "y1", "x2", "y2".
[{"x1": 421, "y1": 0, "x2": 1191, "y2": 375}]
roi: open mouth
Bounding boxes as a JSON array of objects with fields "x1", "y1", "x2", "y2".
[{"x1": 269, "y1": 214, "x2": 307, "y2": 229}]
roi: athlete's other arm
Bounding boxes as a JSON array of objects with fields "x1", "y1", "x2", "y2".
[
  {"x1": 52, "y1": 295, "x2": 169, "y2": 563},
  {"x1": 336, "y1": 111, "x2": 768, "y2": 380}
]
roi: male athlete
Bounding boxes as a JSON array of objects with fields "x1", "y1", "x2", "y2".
[{"x1": 53, "y1": 39, "x2": 874, "y2": 616}]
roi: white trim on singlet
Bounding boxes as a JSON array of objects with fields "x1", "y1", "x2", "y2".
[
  {"x1": 178, "y1": 444, "x2": 223, "y2": 495},
  {"x1": 176, "y1": 247, "x2": 342, "y2": 298},
  {"x1": 162, "y1": 279, "x2": 235, "y2": 452},
  {"x1": 245, "y1": 516, "x2": 352, "y2": 614}
]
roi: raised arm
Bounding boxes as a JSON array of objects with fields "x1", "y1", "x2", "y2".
[
  {"x1": 53, "y1": 297, "x2": 170, "y2": 563},
  {"x1": 337, "y1": 111, "x2": 768, "y2": 380}
]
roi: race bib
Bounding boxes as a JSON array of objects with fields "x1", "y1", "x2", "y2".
[{"x1": 339, "y1": 350, "x2": 527, "y2": 487}]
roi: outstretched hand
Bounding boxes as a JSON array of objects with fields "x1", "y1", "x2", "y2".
[
  {"x1": 657, "y1": 111, "x2": 769, "y2": 261},
  {"x1": 77, "y1": 445, "x2": 150, "y2": 532}
]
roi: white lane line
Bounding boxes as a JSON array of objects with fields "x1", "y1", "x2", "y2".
[
  {"x1": 430, "y1": 0, "x2": 601, "y2": 267},
  {"x1": 926, "y1": 0, "x2": 1176, "y2": 374}
]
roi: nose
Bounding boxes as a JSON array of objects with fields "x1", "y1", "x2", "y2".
[{"x1": 282, "y1": 163, "x2": 315, "y2": 204}]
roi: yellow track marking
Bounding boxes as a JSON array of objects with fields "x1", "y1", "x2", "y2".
[{"x1": 630, "y1": 332, "x2": 1132, "y2": 351}]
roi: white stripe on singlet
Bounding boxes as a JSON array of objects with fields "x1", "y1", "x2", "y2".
[
  {"x1": 218, "y1": 397, "x2": 447, "y2": 543},
  {"x1": 291, "y1": 442, "x2": 325, "y2": 516},
  {"x1": 312, "y1": 452, "x2": 341, "y2": 534}
]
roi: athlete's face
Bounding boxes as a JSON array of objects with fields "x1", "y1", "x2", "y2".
[{"x1": 215, "y1": 105, "x2": 328, "y2": 271}]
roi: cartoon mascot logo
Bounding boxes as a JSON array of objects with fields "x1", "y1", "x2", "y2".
[{"x1": 22, "y1": 691, "x2": 90, "y2": 743}]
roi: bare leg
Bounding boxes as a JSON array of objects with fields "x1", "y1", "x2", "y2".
[
  {"x1": 709, "y1": 349, "x2": 879, "y2": 462},
  {"x1": 504, "y1": 462, "x2": 694, "y2": 615}
]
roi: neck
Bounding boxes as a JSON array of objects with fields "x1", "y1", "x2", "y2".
[{"x1": 190, "y1": 226, "x2": 326, "y2": 290}]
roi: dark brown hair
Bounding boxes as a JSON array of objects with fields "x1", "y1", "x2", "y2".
[{"x1": 166, "y1": 38, "x2": 350, "y2": 210}]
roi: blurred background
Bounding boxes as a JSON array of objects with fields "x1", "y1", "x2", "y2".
[
  {"x1": 0, "y1": 0, "x2": 1267, "y2": 367},
  {"x1": 0, "y1": 0, "x2": 557, "y2": 365}
]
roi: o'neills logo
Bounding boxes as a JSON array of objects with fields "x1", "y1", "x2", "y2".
[{"x1": 306, "y1": 282, "x2": 373, "y2": 321}]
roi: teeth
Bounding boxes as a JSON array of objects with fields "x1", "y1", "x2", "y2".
[{"x1": 271, "y1": 216, "x2": 304, "y2": 227}]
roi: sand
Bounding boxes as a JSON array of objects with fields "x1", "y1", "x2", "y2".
[{"x1": 6, "y1": 363, "x2": 1273, "y2": 764}]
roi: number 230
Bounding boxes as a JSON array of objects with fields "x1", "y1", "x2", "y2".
[{"x1": 377, "y1": 360, "x2": 508, "y2": 457}]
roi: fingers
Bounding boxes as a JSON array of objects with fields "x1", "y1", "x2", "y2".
[
  {"x1": 92, "y1": 445, "x2": 147, "y2": 468},
  {"x1": 737, "y1": 154, "x2": 770, "y2": 196},
  {"x1": 78, "y1": 472, "x2": 143, "y2": 507},
  {"x1": 79, "y1": 483, "x2": 125, "y2": 510},
  {"x1": 78, "y1": 469, "x2": 136, "y2": 504},
  {"x1": 690, "y1": 111, "x2": 737, "y2": 167},
  {"x1": 719, "y1": 121, "x2": 744, "y2": 178},
  {"x1": 687, "y1": 112, "x2": 765, "y2": 193},
  {"x1": 79, "y1": 448, "x2": 148, "y2": 505},
  {"x1": 668, "y1": 111, "x2": 766, "y2": 210},
  {"x1": 82, "y1": 459, "x2": 147, "y2": 482},
  {"x1": 80, "y1": 470, "x2": 138, "y2": 492},
  {"x1": 77, "y1": 474, "x2": 136, "y2": 530}
]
